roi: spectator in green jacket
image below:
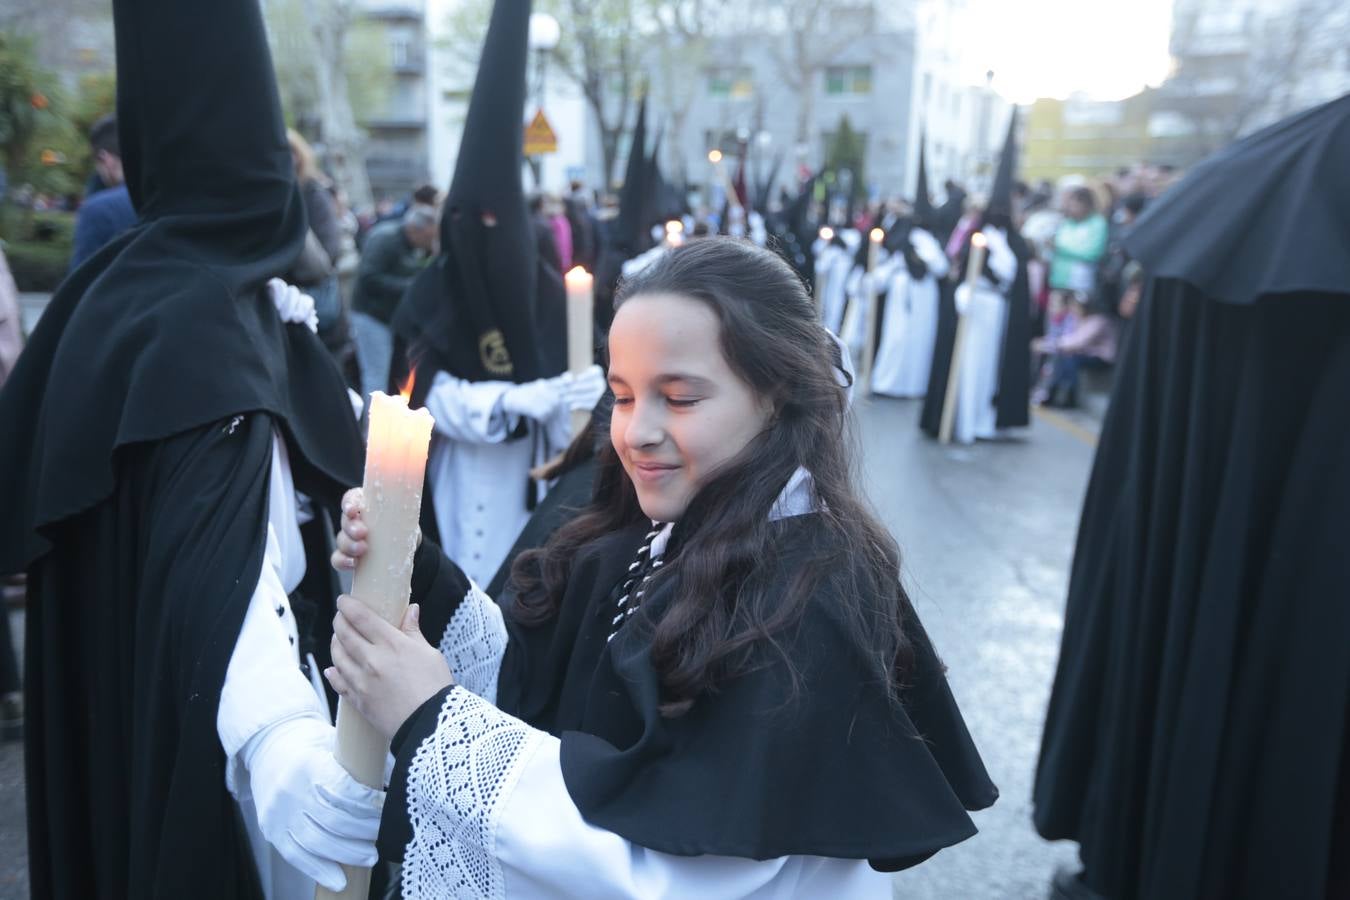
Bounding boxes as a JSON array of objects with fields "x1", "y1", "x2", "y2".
[
  {"x1": 1048, "y1": 186, "x2": 1108, "y2": 298},
  {"x1": 349, "y1": 204, "x2": 437, "y2": 400}
]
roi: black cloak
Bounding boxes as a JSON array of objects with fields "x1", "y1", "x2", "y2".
[
  {"x1": 0, "y1": 0, "x2": 365, "y2": 894},
  {"x1": 1033, "y1": 94, "x2": 1350, "y2": 900},
  {"x1": 382, "y1": 511, "x2": 997, "y2": 872}
]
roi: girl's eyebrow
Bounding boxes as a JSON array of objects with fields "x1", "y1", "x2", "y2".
[{"x1": 607, "y1": 372, "x2": 714, "y2": 389}]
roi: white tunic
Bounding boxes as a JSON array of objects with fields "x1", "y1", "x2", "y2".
[
  {"x1": 817, "y1": 232, "x2": 860, "y2": 335},
  {"x1": 400, "y1": 470, "x2": 891, "y2": 899},
  {"x1": 218, "y1": 431, "x2": 330, "y2": 900},
  {"x1": 952, "y1": 226, "x2": 1018, "y2": 444},
  {"x1": 872, "y1": 228, "x2": 950, "y2": 398},
  {"x1": 424, "y1": 370, "x2": 572, "y2": 587}
]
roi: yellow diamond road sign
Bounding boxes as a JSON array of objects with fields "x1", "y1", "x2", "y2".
[{"x1": 524, "y1": 109, "x2": 558, "y2": 156}]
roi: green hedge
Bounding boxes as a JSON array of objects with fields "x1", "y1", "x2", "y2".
[{"x1": 6, "y1": 240, "x2": 70, "y2": 292}]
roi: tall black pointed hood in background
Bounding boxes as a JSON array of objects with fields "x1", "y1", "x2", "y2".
[
  {"x1": 913, "y1": 133, "x2": 936, "y2": 226},
  {"x1": 615, "y1": 93, "x2": 652, "y2": 256},
  {"x1": 394, "y1": 0, "x2": 543, "y2": 384},
  {"x1": 982, "y1": 107, "x2": 1031, "y2": 430},
  {"x1": 1124, "y1": 93, "x2": 1350, "y2": 306},
  {"x1": 0, "y1": 0, "x2": 361, "y2": 572},
  {"x1": 985, "y1": 108, "x2": 1019, "y2": 222}
]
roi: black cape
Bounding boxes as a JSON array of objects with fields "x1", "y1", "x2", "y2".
[
  {"x1": 0, "y1": 0, "x2": 365, "y2": 893},
  {"x1": 384, "y1": 514, "x2": 997, "y2": 870},
  {"x1": 1033, "y1": 280, "x2": 1350, "y2": 899},
  {"x1": 1033, "y1": 94, "x2": 1350, "y2": 900}
]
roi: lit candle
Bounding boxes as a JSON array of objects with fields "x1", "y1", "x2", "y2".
[
  {"x1": 665, "y1": 219, "x2": 685, "y2": 248},
  {"x1": 565, "y1": 266, "x2": 595, "y2": 436},
  {"x1": 938, "y1": 232, "x2": 988, "y2": 444},
  {"x1": 859, "y1": 227, "x2": 885, "y2": 397},
  {"x1": 318, "y1": 382, "x2": 434, "y2": 900}
]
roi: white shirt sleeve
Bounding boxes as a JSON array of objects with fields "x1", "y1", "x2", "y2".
[
  {"x1": 911, "y1": 229, "x2": 951, "y2": 279},
  {"x1": 218, "y1": 432, "x2": 330, "y2": 794},
  {"x1": 435, "y1": 580, "x2": 508, "y2": 705},
  {"x1": 425, "y1": 370, "x2": 517, "y2": 444},
  {"x1": 400, "y1": 689, "x2": 891, "y2": 900}
]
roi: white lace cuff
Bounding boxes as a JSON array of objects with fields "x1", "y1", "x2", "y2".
[
  {"x1": 437, "y1": 581, "x2": 507, "y2": 705},
  {"x1": 402, "y1": 688, "x2": 546, "y2": 900},
  {"x1": 266, "y1": 277, "x2": 319, "y2": 333}
]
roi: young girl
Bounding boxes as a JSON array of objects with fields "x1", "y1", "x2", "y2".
[{"x1": 326, "y1": 238, "x2": 997, "y2": 897}]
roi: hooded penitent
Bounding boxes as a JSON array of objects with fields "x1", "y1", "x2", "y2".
[
  {"x1": 0, "y1": 0, "x2": 363, "y2": 893},
  {"x1": 912, "y1": 132, "x2": 936, "y2": 231},
  {"x1": 1033, "y1": 93, "x2": 1350, "y2": 900},
  {"x1": 920, "y1": 110, "x2": 1030, "y2": 436},
  {"x1": 393, "y1": 0, "x2": 545, "y2": 388}
]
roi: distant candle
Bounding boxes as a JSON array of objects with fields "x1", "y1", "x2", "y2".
[
  {"x1": 819, "y1": 226, "x2": 835, "y2": 242},
  {"x1": 964, "y1": 231, "x2": 988, "y2": 286},
  {"x1": 565, "y1": 266, "x2": 595, "y2": 435},
  {"x1": 665, "y1": 219, "x2": 685, "y2": 247}
]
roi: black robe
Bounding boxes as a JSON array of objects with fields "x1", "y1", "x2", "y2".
[
  {"x1": 381, "y1": 514, "x2": 997, "y2": 871},
  {"x1": 1032, "y1": 280, "x2": 1350, "y2": 899},
  {"x1": 22, "y1": 414, "x2": 353, "y2": 897}
]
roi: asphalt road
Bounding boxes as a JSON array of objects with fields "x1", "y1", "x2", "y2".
[{"x1": 0, "y1": 391, "x2": 1100, "y2": 900}]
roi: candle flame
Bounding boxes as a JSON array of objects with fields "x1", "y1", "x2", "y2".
[
  {"x1": 971, "y1": 231, "x2": 987, "y2": 249},
  {"x1": 708, "y1": 149, "x2": 723, "y2": 163},
  {"x1": 565, "y1": 265, "x2": 593, "y2": 286},
  {"x1": 666, "y1": 219, "x2": 684, "y2": 235},
  {"x1": 869, "y1": 228, "x2": 885, "y2": 243},
  {"x1": 819, "y1": 226, "x2": 835, "y2": 241},
  {"x1": 399, "y1": 368, "x2": 416, "y2": 403}
]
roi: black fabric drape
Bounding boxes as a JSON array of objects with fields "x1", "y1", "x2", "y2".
[
  {"x1": 1033, "y1": 280, "x2": 1350, "y2": 899},
  {"x1": 26, "y1": 416, "x2": 268, "y2": 898}
]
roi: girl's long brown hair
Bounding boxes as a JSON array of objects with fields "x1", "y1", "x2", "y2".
[{"x1": 509, "y1": 238, "x2": 915, "y2": 716}]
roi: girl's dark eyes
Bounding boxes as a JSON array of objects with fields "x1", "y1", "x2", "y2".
[{"x1": 611, "y1": 396, "x2": 701, "y2": 408}]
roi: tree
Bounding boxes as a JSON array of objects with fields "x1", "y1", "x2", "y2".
[
  {"x1": 823, "y1": 112, "x2": 866, "y2": 205},
  {"x1": 763, "y1": 0, "x2": 878, "y2": 153},
  {"x1": 263, "y1": 0, "x2": 385, "y2": 209},
  {"x1": 0, "y1": 31, "x2": 81, "y2": 197},
  {"x1": 1166, "y1": 0, "x2": 1350, "y2": 156}
]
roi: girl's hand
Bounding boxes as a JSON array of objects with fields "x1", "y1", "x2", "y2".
[
  {"x1": 324, "y1": 597, "x2": 454, "y2": 741},
  {"x1": 330, "y1": 487, "x2": 420, "y2": 572},
  {"x1": 331, "y1": 488, "x2": 368, "y2": 572}
]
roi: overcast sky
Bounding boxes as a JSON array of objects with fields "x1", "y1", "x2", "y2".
[{"x1": 960, "y1": 0, "x2": 1177, "y2": 103}]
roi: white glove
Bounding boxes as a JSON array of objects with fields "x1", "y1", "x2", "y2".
[
  {"x1": 242, "y1": 714, "x2": 384, "y2": 892},
  {"x1": 501, "y1": 374, "x2": 567, "y2": 422},
  {"x1": 563, "y1": 364, "x2": 605, "y2": 413},
  {"x1": 267, "y1": 278, "x2": 320, "y2": 333}
]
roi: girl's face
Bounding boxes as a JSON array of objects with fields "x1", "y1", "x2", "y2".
[{"x1": 608, "y1": 292, "x2": 773, "y2": 523}]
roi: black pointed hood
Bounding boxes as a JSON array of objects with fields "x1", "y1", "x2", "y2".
[
  {"x1": 394, "y1": 0, "x2": 543, "y2": 383},
  {"x1": 985, "y1": 109, "x2": 1018, "y2": 222},
  {"x1": 615, "y1": 94, "x2": 652, "y2": 255},
  {"x1": 913, "y1": 133, "x2": 935, "y2": 225},
  {"x1": 0, "y1": 0, "x2": 362, "y2": 570},
  {"x1": 1124, "y1": 93, "x2": 1350, "y2": 305}
]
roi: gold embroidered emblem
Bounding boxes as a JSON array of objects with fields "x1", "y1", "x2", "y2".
[{"x1": 479, "y1": 329, "x2": 513, "y2": 376}]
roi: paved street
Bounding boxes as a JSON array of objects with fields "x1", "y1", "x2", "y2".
[{"x1": 0, "y1": 392, "x2": 1099, "y2": 900}]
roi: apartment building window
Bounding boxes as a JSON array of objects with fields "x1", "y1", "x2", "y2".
[
  {"x1": 390, "y1": 37, "x2": 411, "y2": 69},
  {"x1": 825, "y1": 65, "x2": 872, "y2": 96},
  {"x1": 707, "y1": 67, "x2": 754, "y2": 99}
]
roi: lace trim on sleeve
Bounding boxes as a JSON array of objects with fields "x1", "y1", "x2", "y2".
[
  {"x1": 436, "y1": 581, "x2": 507, "y2": 704},
  {"x1": 402, "y1": 688, "x2": 544, "y2": 900}
]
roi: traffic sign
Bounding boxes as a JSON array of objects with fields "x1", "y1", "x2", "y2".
[{"x1": 524, "y1": 109, "x2": 558, "y2": 156}]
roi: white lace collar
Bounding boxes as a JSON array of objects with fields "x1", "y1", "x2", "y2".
[{"x1": 649, "y1": 467, "x2": 817, "y2": 560}]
